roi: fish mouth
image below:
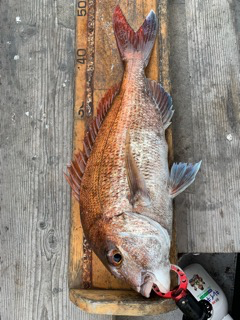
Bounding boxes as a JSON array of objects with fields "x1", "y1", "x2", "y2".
[
  {"x1": 140, "y1": 278, "x2": 154, "y2": 298},
  {"x1": 140, "y1": 270, "x2": 170, "y2": 298}
]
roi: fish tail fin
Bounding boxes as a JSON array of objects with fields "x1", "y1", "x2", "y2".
[
  {"x1": 113, "y1": 5, "x2": 158, "y2": 66},
  {"x1": 168, "y1": 161, "x2": 202, "y2": 198}
]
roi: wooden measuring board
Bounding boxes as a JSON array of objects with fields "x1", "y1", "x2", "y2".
[{"x1": 69, "y1": 0, "x2": 176, "y2": 315}]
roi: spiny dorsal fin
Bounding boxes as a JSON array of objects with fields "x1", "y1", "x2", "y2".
[
  {"x1": 64, "y1": 83, "x2": 121, "y2": 201},
  {"x1": 125, "y1": 130, "x2": 151, "y2": 211},
  {"x1": 113, "y1": 5, "x2": 158, "y2": 66},
  {"x1": 147, "y1": 79, "x2": 174, "y2": 130},
  {"x1": 168, "y1": 161, "x2": 202, "y2": 198}
]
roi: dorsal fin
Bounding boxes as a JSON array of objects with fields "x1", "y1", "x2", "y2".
[
  {"x1": 64, "y1": 83, "x2": 121, "y2": 200},
  {"x1": 147, "y1": 79, "x2": 174, "y2": 130}
]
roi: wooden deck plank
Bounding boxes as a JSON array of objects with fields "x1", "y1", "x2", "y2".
[
  {"x1": 0, "y1": 0, "x2": 112, "y2": 319},
  {"x1": 172, "y1": 0, "x2": 240, "y2": 252},
  {"x1": 2, "y1": 0, "x2": 239, "y2": 318}
]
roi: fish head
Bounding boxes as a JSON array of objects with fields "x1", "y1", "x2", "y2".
[{"x1": 100, "y1": 211, "x2": 171, "y2": 298}]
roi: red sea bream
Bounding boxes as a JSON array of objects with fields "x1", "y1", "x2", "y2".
[{"x1": 65, "y1": 6, "x2": 201, "y2": 297}]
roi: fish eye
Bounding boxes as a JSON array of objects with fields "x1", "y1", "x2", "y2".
[
  {"x1": 107, "y1": 249, "x2": 123, "y2": 266},
  {"x1": 113, "y1": 253, "x2": 122, "y2": 263}
]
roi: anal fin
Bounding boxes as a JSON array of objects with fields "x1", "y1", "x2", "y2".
[{"x1": 168, "y1": 161, "x2": 202, "y2": 198}]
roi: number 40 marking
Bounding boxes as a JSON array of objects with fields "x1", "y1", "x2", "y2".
[{"x1": 76, "y1": 49, "x2": 86, "y2": 64}]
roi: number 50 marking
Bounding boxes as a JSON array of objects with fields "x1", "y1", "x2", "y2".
[{"x1": 77, "y1": 0, "x2": 87, "y2": 16}]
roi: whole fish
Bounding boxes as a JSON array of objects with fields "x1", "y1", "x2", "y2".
[{"x1": 65, "y1": 6, "x2": 201, "y2": 297}]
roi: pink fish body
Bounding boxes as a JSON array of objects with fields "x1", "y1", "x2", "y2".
[{"x1": 65, "y1": 6, "x2": 201, "y2": 297}]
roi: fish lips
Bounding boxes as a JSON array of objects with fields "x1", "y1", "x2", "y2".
[
  {"x1": 140, "y1": 279, "x2": 154, "y2": 298},
  {"x1": 140, "y1": 270, "x2": 171, "y2": 298}
]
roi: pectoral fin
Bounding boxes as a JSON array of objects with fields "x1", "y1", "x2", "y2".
[
  {"x1": 168, "y1": 161, "x2": 202, "y2": 198},
  {"x1": 125, "y1": 131, "x2": 150, "y2": 209}
]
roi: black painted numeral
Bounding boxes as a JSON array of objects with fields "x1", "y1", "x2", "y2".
[
  {"x1": 77, "y1": 0, "x2": 87, "y2": 16},
  {"x1": 78, "y1": 102, "x2": 85, "y2": 119},
  {"x1": 76, "y1": 48, "x2": 86, "y2": 64}
]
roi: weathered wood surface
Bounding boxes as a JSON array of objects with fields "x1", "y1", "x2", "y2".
[
  {"x1": 69, "y1": 0, "x2": 176, "y2": 315},
  {"x1": 70, "y1": 289, "x2": 174, "y2": 316},
  {"x1": 171, "y1": 0, "x2": 240, "y2": 253},
  {"x1": 0, "y1": 0, "x2": 112, "y2": 319},
  {"x1": 1, "y1": 0, "x2": 239, "y2": 318}
]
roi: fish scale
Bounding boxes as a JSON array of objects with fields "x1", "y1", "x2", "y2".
[
  {"x1": 99, "y1": 91, "x2": 164, "y2": 208},
  {"x1": 65, "y1": 5, "x2": 201, "y2": 297}
]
